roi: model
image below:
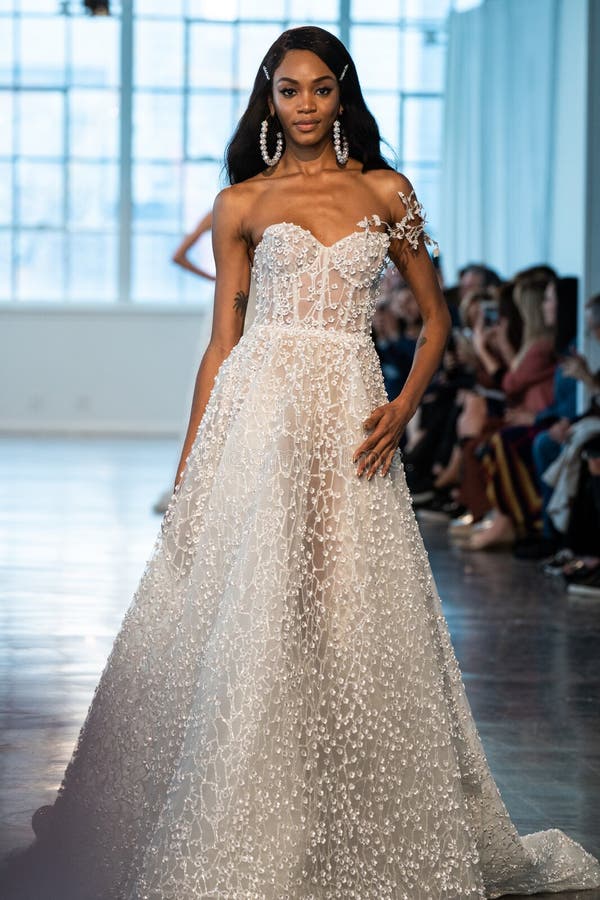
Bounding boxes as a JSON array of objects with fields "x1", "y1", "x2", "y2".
[{"x1": 2, "y1": 25, "x2": 599, "y2": 900}]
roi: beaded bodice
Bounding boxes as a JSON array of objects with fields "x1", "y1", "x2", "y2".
[
  {"x1": 251, "y1": 223, "x2": 390, "y2": 337},
  {"x1": 249, "y1": 190, "x2": 439, "y2": 338}
]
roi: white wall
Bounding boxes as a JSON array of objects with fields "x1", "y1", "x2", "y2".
[
  {"x1": 1, "y1": 0, "x2": 596, "y2": 436},
  {"x1": 0, "y1": 306, "x2": 212, "y2": 435}
]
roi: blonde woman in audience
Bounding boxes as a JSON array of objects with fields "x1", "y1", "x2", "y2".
[{"x1": 469, "y1": 274, "x2": 561, "y2": 549}]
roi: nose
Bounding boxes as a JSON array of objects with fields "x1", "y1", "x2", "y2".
[{"x1": 297, "y1": 92, "x2": 317, "y2": 113}]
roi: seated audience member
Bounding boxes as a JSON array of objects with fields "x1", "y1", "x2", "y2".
[
  {"x1": 467, "y1": 271, "x2": 567, "y2": 549},
  {"x1": 429, "y1": 290, "x2": 504, "y2": 494},
  {"x1": 405, "y1": 276, "x2": 504, "y2": 513},
  {"x1": 458, "y1": 263, "x2": 502, "y2": 300},
  {"x1": 373, "y1": 295, "x2": 404, "y2": 402},
  {"x1": 402, "y1": 332, "x2": 475, "y2": 505},
  {"x1": 444, "y1": 262, "x2": 502, "y2": 327},
  {"x1": 543, "y1": 428, "x2": 600, "y2": 592},
  {"x1": 533, "y1": 294, "x2": 600, "y2": 570},
  {"x1": 391, "y1": 277, "x2": 423, "y2": 344},
  {"x1": 372, "y1": 269, "x2": 419, "y2": 403},
  {"x1": 505, "y1": 278, "x2": 586, "y2": 558},
  {"x1": 447, "y1": 283, "x2": 519, "y2": 533},
  {"x1": 563, "y1": 440, "x2": 600, "y2": 597}
]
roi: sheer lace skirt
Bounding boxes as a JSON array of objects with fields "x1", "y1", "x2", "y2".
[{"x1": 4, "y1": 323, "x2": 600, "y2": 899}]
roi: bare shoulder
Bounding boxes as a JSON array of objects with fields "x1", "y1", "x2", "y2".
[
  {"x1": 363, "y1": 168, "x2": 416, "y2": 210},
  {"x1": 212, "y1": 183, "x2": 251, "y2": 230},
  {"x1": 212, "y1": 177, "x2": 273, "y2": 236}
]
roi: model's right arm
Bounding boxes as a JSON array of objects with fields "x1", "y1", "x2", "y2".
[{"x1": 174, "y1": 187, "x2": 251, "y2": 489}]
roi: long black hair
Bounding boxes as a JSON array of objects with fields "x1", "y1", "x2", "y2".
[{"x1": 225, "y1": 26, "x2": 393, "y2": 185}]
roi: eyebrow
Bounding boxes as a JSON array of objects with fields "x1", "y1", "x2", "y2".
[{"x1": 276, "y1": 75, "x2": 335, "y2": 85}]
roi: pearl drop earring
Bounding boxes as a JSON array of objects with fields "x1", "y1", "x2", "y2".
[{"x1": 333, "y1": 118, "x2": 349, "y2": 166}]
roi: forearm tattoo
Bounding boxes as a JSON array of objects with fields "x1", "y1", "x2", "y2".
[
  {"x1": 417, "y1": 335, "x2": 428, "y2": 350},
  {"x1": 233, "y1": 290, "x2": 248, "y2": 315}
]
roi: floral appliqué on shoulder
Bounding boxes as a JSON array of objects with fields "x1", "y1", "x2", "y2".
[{"x1": 358, "y1": 190, "x2": 440, "y2": 257}]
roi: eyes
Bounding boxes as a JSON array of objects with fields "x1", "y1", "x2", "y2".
[{"x1": 278, "y1": 86, "x2": 333, "y2": 98}]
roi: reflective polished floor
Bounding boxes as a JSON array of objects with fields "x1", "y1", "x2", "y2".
[{"x1": 0, "y1": 436, "x2": 599, "y2": 899}]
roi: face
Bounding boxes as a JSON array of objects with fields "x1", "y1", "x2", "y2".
[
  {"x1": 542, "y1": 280, "x2": 557, "y2": 328},
  {"x1": 269, "y1": 49, "x2": 341, "y2": 150},
  {"x1": 459, "y1": 269, "x2": 485, "y2": 299},
  {"x1": 464, "y1": 297, "x2": 480, "y2": 329},
  {"x1": 390, "y1": 286, "x2": 420, "y2": 324}
]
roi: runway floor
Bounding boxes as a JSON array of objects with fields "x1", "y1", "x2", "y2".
[{"x1": 0, "y1": 435, "x2": 599, "y2": 899}]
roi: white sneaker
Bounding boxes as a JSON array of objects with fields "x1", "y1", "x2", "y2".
[
  {"x1": 448, "y1": 513, "x2": 475, "y2": 538},
  {"x1": 468, "y1": 512, "x2": 516, "y2": 550},
  {"x1": 470, "y1": 511, "x2": 498, "y2": 533}
]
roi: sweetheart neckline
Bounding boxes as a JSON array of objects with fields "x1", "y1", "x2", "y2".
[{"x1": 253, "y1": 221, "x2": 390, "y2": 256}]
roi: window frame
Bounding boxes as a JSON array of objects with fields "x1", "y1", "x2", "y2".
[{"x1": 0, "y1": 0, "x2": 452, "y2": 308}]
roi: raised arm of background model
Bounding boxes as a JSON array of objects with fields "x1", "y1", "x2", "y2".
[
  {"x1": 171, "y1": 211, "x2": 216, "y2": 282},
  {"x1": 174, "y1": 188, "x2": 250, "y2": 489}
]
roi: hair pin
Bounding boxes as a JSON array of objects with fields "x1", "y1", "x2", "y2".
[
  {"x1": 262, "y1": 64, "x2": 270, "y2": 81},
  {"x1": 340, "y1": 63, "x2": 348, "y2": 81}
]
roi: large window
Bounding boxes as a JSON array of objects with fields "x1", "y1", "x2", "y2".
[
  {"x1": 0, "y1": 0, "x2": 454, "y2": 306},
  {"x1": 0, "y1": 1, "x2": 120, "y2": 303}
]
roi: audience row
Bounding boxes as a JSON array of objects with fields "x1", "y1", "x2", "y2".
[{"x1": 373, "y1": 261, "x2": 600, "y2": 598}]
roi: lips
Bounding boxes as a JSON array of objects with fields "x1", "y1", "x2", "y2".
[{"x1": 295, "y1": 120, "x2": 319, "y2": 131}]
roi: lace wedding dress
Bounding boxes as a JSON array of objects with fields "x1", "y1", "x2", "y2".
[{"x1": 2, "y1": 193, "x2": 600, "y2": 900}]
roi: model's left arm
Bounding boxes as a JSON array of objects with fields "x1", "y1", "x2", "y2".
[{"x1": 353, "y1": 175, "x2": 451, "y2": 479}]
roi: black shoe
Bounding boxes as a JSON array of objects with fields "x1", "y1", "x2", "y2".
[
  {"x1": 541, "y1": 548, "x2": 574, "y2": 576},
  {"x1": 441, "y1": 499, "x2": 466, "y2": 517},
  {"x1": 563, "y1": 560, "x2": 600, "y2": 586},
  {"x1": 414, "y1": 490, "x2": 454, "y2": 517},
  {"x1": 404, "y1": 465, "x2": 434, "y2": 498}
]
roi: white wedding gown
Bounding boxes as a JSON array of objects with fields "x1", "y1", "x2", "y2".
[{"x1": 2, "y1": 193, "x2": 600, "y2": 900}]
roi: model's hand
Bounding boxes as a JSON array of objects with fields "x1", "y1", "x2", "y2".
[{"x1": 352, "y1": 397, "x2": 412, "y2": 479}]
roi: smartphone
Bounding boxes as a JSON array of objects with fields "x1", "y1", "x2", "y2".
[{"x1": 480, "y1": 301, "x2": 499, "y2": 327}]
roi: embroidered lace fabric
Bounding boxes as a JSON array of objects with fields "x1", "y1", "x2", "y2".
[{"x1": 2, "y1": 192, "x2": 600, "y2": 900}]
